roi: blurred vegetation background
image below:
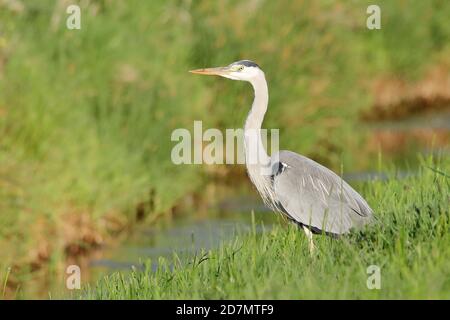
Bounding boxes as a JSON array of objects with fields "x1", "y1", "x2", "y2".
[{"x1": 0, "y1": 0, "x2": 449, "y2": 296}]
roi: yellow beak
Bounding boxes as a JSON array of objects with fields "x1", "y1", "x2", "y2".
[{"x1": 189, "y1": 67, "x2": 228, "y2": 76}]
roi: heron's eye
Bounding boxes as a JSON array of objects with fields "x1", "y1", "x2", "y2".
[{"x1": 238, "y1": 66, "x2": 244, "y2": 71}]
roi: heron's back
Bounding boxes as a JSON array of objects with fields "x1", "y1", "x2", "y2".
[{"x1": 271, "y1": 150, "x2": 373, "y2": 235}]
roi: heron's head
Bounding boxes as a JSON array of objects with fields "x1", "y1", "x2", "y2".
[{"x1": 189, "y1": 60, "x2": 262, "y2": 82}]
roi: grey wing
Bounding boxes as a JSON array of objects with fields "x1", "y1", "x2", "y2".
[{"x1": 272, "y1": 150, "x2": 373, "y2": 235}]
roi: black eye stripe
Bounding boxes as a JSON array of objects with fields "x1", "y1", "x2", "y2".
[
  {"x1": 238, "y1": 60, "x2": 260, "y2": 68},
  {"x1": 229, "y1": 60, "x2": 260, "y2": 69}
]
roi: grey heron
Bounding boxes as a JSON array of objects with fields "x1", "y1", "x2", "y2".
[{"x1": 190, "y1": 60, "x2": 373, "y2": 252}]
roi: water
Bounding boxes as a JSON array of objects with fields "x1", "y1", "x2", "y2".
[
  {"x1": 86, "y1": 187, "x2": 278, "y2": 279},
  {"x1": 90, "y1": 217, "x2": 273, "y2": 271},
  {"x1": 369, "y1": 110, "x2": 450, "y2": 131}
]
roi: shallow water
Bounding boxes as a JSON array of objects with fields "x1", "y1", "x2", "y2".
[
  {"x1": 89, "y1": 190, "x2": 277, "y2": 274},
  {"x1": 369, "y1": 110, "x2": 450, "y2": 131}
]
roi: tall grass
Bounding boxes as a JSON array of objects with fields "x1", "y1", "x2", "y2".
[
  {"x1": 0, "y1": 0, "x2": 449, "y2": 294},
  {"x1": 83, "y1": 156, "x2": 449, "y2": 299}
]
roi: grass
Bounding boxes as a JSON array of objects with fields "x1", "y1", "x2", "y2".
[
  {"x1": 0, "y1": 0, "x2": 449, "y2": 297},
  {"x1": 82, "y1": 155, "x2": 449, "y2": 299}
]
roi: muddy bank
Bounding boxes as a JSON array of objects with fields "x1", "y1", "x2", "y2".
[{"x1": 363, "y1": 64, "x2": 450, "y2": 121}]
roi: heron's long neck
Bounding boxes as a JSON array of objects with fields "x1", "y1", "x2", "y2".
[
  {"x1": 244, "y1": 73, "x2": 276, "y2": 207},
  {"x1": 244, "y1": 74, "x2": 270, "y2": 165}
]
